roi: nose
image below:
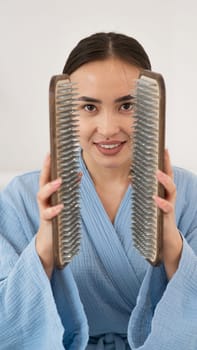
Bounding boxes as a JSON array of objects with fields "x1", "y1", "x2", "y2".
[{"x1": 97, "y1": 111, "x2": 120, "y2": 137}]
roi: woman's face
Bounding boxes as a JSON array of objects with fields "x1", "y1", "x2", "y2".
[{"x1": 70, "y1": 57, "x2": 140, "y2": 170}]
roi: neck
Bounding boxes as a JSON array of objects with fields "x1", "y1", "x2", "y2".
[{"x1": 82, "y1": 152, "x2": 131, "y2": 188}]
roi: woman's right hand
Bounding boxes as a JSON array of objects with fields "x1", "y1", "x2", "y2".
[{"x1": 35, "y1": 154, "x2": 64, "y2": 279}]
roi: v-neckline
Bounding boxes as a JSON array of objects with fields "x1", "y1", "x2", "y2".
[
  {"x1": 79, "y1": 156, "x2": 141, "y2": 308},
  {"x1": 79, "y1": 155, "x2": 132, "y2": 228}
]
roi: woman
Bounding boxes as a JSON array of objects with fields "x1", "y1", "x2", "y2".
[{"x1": 1, "y1": 32, "x2": 197, "y2": 349}]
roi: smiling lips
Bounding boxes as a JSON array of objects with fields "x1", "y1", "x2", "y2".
[{"x1": 94, "y1": 141, "x2": 126, "y2": 155}]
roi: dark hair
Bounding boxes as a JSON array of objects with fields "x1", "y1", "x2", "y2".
[{"x1": 63, "y1": 32, "x2": 151, "y2": 75}]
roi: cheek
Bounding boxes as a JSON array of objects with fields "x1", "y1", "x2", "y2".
[
  {"x1": 123, "y1": 117, "x2": 134, "y2": 136},
  {"x1": 79, "y1": 118, "x2": 93, "y2": 145}
]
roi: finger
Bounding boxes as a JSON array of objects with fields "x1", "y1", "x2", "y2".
[
  {"x1": 77, "y1": 172, "x2": 83, "y2": 183},
  {"x1": 39, "y1": 153, "x2": 51, "y2": 188},
  {"x1": 156, "y1": 170, "x2": 176, "y2": 202},
  {"x1": 153, "y1": 195, "x2": 174, "y2": 214},
  {"x1": 37, "y1": 178, "x2": 62, "y2": 206},
  {"x1": 164, "y1": 149, "x2": 173, "y2": 179},
  {"x1": 41, "y1": 203, "x2": 64, "y2": 221}
]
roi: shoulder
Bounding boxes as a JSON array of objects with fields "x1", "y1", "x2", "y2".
[
  {"x1": 0, "y1": 170, "x2": 40, "y2": 207},
  {"x1": 0, "y1": 171, "x2": 41, "y2": 243},
  {"x1": 172, "y1": 166, "x2": 197, "y2": 234},
  {"x1": 8, "y1": 170, "x2": 40, "y2": 185},
  {"x1": 173, "y1": 165, "x2": 197, "y2": 204},
  {"x1": 173, "y1": 166, "x2": 197, "y2": 191},
  {"x1": 173, "y1": 165, "x2": 197, "y2": 179}
]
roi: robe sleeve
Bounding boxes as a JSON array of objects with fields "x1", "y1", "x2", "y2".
[
  {"x1": 128, "y1": 168, "x2": 197, "y2": 350},
  {"x1": 0, "y1": 176, "x2": 88, "y2": 350}
]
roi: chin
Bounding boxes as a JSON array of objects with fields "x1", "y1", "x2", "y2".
[{"x1": 99, "y1": 158, "x2": 130, "y2": 169}]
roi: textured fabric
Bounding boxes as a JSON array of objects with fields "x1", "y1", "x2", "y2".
[
  {"x1": 0, "y1": 156, "x2": 197, "y2": 349},
  {"x1": 0, "y1": 171, "x2": 88, "y2": 350}
]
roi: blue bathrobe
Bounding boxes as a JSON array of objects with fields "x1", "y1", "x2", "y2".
[{"x1": 0, "y1": 155, "x2": 197, "y2": 349}]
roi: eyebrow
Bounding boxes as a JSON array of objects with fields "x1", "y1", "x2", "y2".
[
  {"x1": 115, "y1": 94, "x2": 134, "y2": 103},
  {"x1": 78, "y1": 96, "x2": 102, "y2": 103},
  {"x1": 78, "y1": 94, "x2": 134, "y2": 104}
]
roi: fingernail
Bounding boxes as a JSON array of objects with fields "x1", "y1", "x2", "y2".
[
  {"x1": 128, "y1": 174, "x2": 132, "y2": 180},
  {"x1": 153, "y1": 195, "x2": 159, "y2": 205},
  {"x1": 54, "y1": 204, "x2": 64, "y2": 214},
  {"x1": 156, "y1": 169, "x2": 166, "y2": 178},
  {"x1": 52, "y1": 178, "x2": 62, "y2": 187},
  {"x1": 44, "y1": 153, "x2": 50, "y2": 164},
  {"x1": 156, "y1": 169, "x2": 162, "y2": 177},
  {"x1": 77, "y1": 172, "x2": 83, "y2": 184}
]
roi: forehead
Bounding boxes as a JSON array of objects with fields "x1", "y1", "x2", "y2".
[{"x1": 70, "y1": 58, "x2": 140, "y2": 98}]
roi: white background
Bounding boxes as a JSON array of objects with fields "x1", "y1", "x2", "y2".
[{"x1": 0, "y1": 0, "x2": 197, "y2": 188}]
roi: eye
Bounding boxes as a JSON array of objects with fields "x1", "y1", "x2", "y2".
[
  {"x1": 83, "y1": 104, "x2": 97, "y2": 112},
  {"x1": 120, "y1": 102, "x2": 134, "y2": 112}
]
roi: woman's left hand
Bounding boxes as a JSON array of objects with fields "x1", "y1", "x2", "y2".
[{"x1": 154, "y1": 149, "x2": 183, "y2": 279}]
